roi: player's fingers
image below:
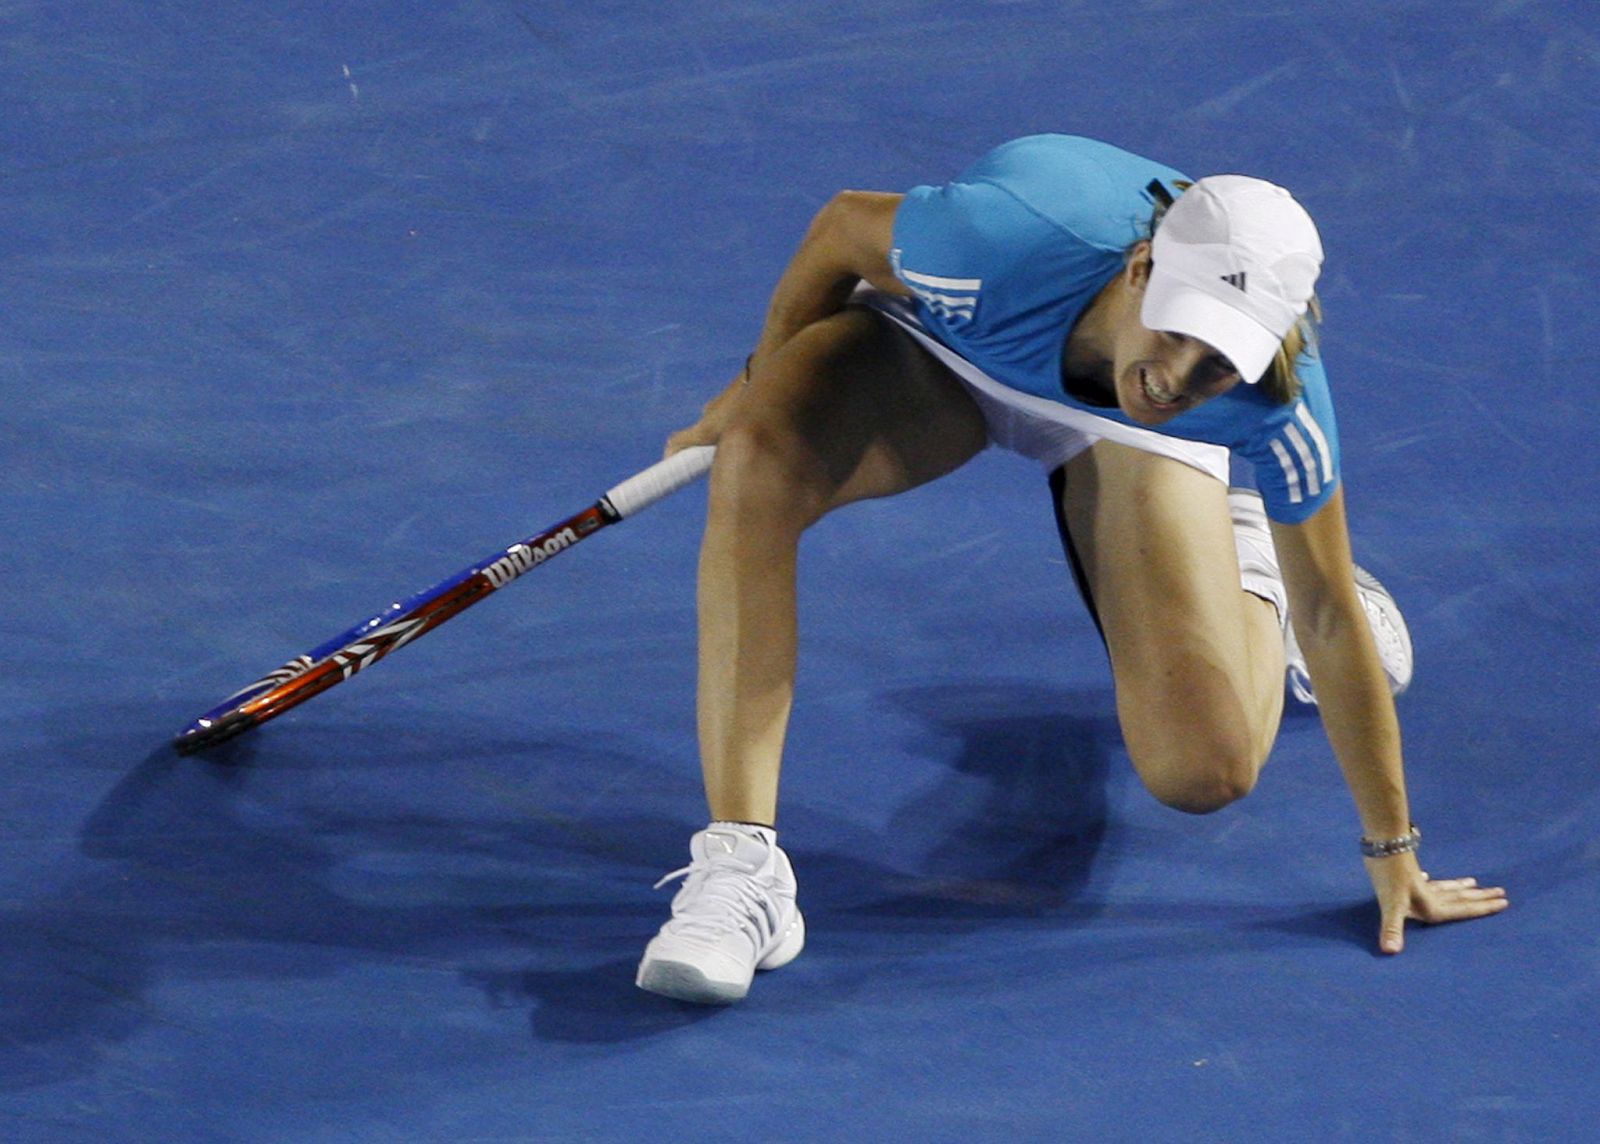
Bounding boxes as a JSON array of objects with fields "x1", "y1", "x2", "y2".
[
  {"x1": 1428, "y1": 881, "x2": 1507, "y2": 903},
  {"x1": 1378, "y1": 907, "x2": 1406, "y2": 955},
  {"x1": 664, "y1": 430, "x2": 699, "y2": 458},
  {"x1": 1417, "y1": 885, "x2": 1510, "y2": 924}
]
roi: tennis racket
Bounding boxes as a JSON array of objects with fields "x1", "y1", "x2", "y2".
[{"x1": 172, "y1": 445, "x2": 716, "y2": 755}]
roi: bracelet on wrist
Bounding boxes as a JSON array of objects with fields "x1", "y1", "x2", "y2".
[{"x1": 1360, "y1": 824, "x2": 1420, "y2": 859}]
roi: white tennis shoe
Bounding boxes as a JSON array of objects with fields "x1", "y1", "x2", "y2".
[
  {"x1": 636, "y1": 823, "x2": 804, "y2": 1004},
  {"x1": 1229, "y1": 489, "x2": 1413, "y2": 705},
  {"x1": 1284, "y1": 563, "x2": 1414, "y2": 704}
]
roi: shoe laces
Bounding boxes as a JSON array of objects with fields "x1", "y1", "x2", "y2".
[
  {"x1": 653, "y1": 860, "x2": 782, "y2": 954},
  {"x1": 1359, "y1": 594, "x2": 1401, "y2": 655}
]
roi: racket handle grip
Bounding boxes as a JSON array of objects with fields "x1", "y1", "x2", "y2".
[{"x1": 602, "y1": 445, "x2": 715, "y2": 518}]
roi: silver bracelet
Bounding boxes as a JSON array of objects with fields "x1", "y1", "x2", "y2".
[{"x1": 1360, "y1": 824, "x2": 1420, "y2": 859}]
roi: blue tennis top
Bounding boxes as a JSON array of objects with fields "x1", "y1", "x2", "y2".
[{"x1": 890, "y1": 134, "x2": 1339, "y2": 524}]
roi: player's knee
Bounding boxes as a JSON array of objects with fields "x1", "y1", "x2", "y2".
[
  {"x1": 1144, "y1": 766, "x2": 1257, "y2": 815},
  {"x1": 710, "y1": 417, "x2": 831, "y2": 524},
  {"x1": 1128, "y1": 736, "x2": 1261, "y2": 815},
  {"x1": 1114, "y1": 659, "x2": 1270, "y2": 814}
]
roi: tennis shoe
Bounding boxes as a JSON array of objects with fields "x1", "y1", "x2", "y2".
[
  {"x1": 636, "y1": 823, "x2": 804, "y2": 1004},
  {"x1": 1285, "y1": 565, "x2": 1414, "y2": 705}
]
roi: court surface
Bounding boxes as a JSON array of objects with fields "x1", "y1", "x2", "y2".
[{"x1": 4, "y1": 2, "x2": 1597, "y2": 1140}]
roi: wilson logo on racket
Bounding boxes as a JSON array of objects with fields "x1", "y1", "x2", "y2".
[{"x1": 481, "y1": 528, "x2": 579, "y2": 588}]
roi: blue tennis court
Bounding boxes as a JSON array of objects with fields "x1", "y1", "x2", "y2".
[{"x1": 4, "y1": 2, "x2": 1596, "y2": 1140}]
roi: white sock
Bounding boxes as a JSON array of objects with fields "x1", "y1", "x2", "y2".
[{"x1": 709, "y1": 820, "x2": 777, "y2": 847}]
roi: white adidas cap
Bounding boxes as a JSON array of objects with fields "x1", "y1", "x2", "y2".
[{"x1": 1141, "y1": 174, "x2": 1323, "y2": 384}]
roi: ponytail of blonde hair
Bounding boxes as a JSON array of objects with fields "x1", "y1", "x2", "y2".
[{"x1": 1262, "y1": 298, "x2": 1321, "y2": 406}]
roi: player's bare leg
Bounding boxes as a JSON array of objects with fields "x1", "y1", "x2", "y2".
[
  {"x1": 639, "y1": 308, "x2": 987, "y2": 1003},
  {"x1": 695, "y1": 308, "x2": 987, "y2": 825},
  {"x1": 1058, "y1": 440, "x2": 1286, "y2": 812}
]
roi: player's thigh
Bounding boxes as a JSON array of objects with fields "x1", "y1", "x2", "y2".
[
  {"x1": 724, "y1": 307, "x2": 989, "y2": 515},
  {"x1": 1058, "y1": 440, "x2": 1272, "y2": 807}
]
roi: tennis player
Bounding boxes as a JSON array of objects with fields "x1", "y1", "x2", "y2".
[{"x1": 636, "y1": 135, "x2": 1508, "y2": 1004}]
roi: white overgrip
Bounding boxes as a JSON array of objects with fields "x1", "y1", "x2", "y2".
[{"x1": 602, "y1": 445, "x2": 715, "y2": 519}]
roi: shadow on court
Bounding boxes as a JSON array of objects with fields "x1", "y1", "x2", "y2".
[
  {"x1": 0, "y1": 730, "x2": 708, "y2": 1086},
  {"x1": 852, "y1": 683, "x2": 1122, "y2": 917},
  {"x1": 1, "y1": 683, "x2": 1126, "y2": 1073},
  {"x1": 447, "y1": 684, "x2": 1126, "y2": 1038},
  {"x1": 816, "y1": 683, "x2": 1382, "y2": 960},
  {"x1": 0, "y1": 677, "x2": 1521, "y2": 1090}
]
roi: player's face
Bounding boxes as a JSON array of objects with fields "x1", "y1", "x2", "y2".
[
  {"x1": 1112, "y1": 323, "x2": 1243, "y2": 426},
  {"x1": 1105, "y1": 242, "x2": 1246, "y2": 425}
]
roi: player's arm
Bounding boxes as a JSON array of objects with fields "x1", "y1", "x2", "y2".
[
  {"x1": 747, "y1": 190, "x2": 909, "y2": 365},
  {"x1": 666, "y1": 191, "x2": 908, "y2": 456},
  {"x1": 1271, "y1": 487, "x2": 1508, "y2": 952}
]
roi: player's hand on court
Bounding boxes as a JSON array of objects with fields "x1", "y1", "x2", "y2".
[{"x1": 1365, "y1": 850, "x2": 1509, "y2": 954}]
